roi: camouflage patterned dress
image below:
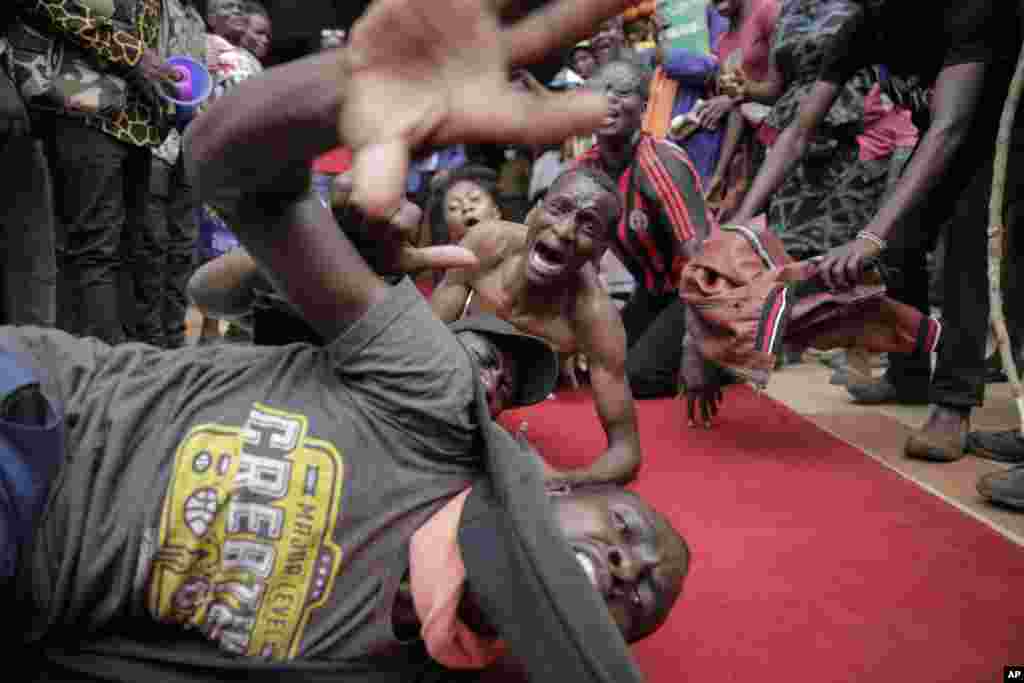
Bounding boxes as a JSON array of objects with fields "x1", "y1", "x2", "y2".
[
  {"x1": 762, "y1": 0, "x2": 892, "y2": 259},
  {"x1": 11, "y1": 0, "x2": 171, "y2": 148}
]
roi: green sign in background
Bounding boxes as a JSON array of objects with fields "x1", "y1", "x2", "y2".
[{"x1": 657, "y1": 0, "x2": 711, "y2": 54}]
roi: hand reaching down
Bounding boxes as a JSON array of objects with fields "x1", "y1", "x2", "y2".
[{"x1": 677, "y1": 339, "x2": 725, "y2": 429}]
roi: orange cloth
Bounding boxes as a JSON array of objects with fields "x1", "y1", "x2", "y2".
[
  {"x1": 642, "y1": 67, "x2": 679, "y2": 139},
  {"x1": 409, "y1": 488, "x2": 507, "y2": 670}
]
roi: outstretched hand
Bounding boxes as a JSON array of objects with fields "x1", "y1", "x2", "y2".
[{"x1": 339, "y1": 0, "x2": 630, "y2": 219}]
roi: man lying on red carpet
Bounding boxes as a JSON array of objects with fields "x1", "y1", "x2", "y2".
[
  {"x1": 677, "y1": 219, "x2": 944, "y2": 425},
  {"x1": 0, "y1": 1, "x2": 695, "y2": 681},
  {"x1": 431, "y1": 166, "x2": 643, "y2": 488}
]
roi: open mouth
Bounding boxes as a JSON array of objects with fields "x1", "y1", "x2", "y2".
[
  {"x1": 529, "y1": 241, "x2": 568, "y2": 279},
  {"x1": 464, "y1": 216, "x2": 480, "y2": 228}
]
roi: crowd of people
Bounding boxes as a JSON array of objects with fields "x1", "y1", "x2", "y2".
[{"x1": 0, "y1": 0, "x2": 1023, "y2": 680}]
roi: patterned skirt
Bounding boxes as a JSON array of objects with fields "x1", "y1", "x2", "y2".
[{"x1": 767, "y1": 138, "x2": 891, "y2": 260}]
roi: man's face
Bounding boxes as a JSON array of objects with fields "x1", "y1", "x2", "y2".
[
  {"x1": 571, "y1": 48, "x2": 597, "y2": 79},
  {"x1": 208, "y1": 0, "x2": 247, "y2": 42},
  {"x1": 714, "y1": 0, "x2": 743, "y2": 20},
  {"x1": 524, "y1": 173, "x2": 617, "y2": 287},
  {"x1": 444, "y1": 180, "x2": 501, "y2": 243},
  {"x1": 241, "y1": 14, "x2": 272, "y2": 60},
  {"x1": 456, "y1": 331, "x2": 520, "y2": 417},
  {"x1": 552, "y1": 487, "x2": 688, "y2": 643},
  {"x1": 588, "y1": 62, "x2": 647, "y2": 140}
]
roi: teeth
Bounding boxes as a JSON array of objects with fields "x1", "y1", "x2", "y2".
[
  {"x1": 576, "y1": 551, "x2": 597, "y2": 587},
  {"x1": 529, "y1": 249, "x2": 564, "y2": 276}
]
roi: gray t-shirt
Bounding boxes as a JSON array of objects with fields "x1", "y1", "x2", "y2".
[{"x1": 9, "y1": 279, "x2": 479, "y2": 662}]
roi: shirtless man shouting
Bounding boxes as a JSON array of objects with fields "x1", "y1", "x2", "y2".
[{"x1": 431, "y1": 167, "x2": 642, "y2": 486}]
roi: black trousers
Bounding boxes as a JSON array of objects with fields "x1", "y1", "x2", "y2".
[
  {"x1": 0, "y1": 135, "x2": 57, "y2": 327},
  {"x1": 143, "y1": 155, "x2": 199, "y2": 348},
  {"x1": 883, "y1": 129, "x2": 1024, "y2": 410},
  {"x1": 47, "y1": 119, "x2": 152, "y2": 345},
  {"x1": 621, "y1": 287, "x2": 686, "y2": 399}
]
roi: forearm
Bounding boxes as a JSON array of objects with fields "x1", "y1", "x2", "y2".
[
  {"x1": 861, "y1": 118, "x2": 969, "y2": 243},
  {"x1": 562, "y1": 364, "x2": 641, "y2": 485},
  {"x1": 19, "y1": 0, "x2": 145, "y2": 70},
  {"x1": 187, "y1": 49, "x2": 345, "y2": 203},
  {"x1": 430, "y1": 280, "x2": 471, "y2": 323},
  {"x1": 186, "y1": 248, "x2": 267, "y2": 319},
  {"x1": 711, "y1": 109, "x2": 745, "y2": 180},
  {"x1": 732, "y1": 115, "x2": 809, "y2": 222}
]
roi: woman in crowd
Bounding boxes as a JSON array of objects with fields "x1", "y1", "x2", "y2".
[
  {"x1": 727, "y1": 0, "x2": 918, "y2": 262},
  {"x1": 701, "y1": 0, "x2": 781, "y2": 220},
  {"x1": 426, "y1": 165, "x2": 503, "y2": 249}
]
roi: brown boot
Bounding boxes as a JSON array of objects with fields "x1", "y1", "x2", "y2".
[{"x1": 905, "y1": 405, "x2": 970, "y2": 462}]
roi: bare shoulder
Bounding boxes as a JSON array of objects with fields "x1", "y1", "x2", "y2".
[{"x1": 573, "y1": 264, "x2": 626, "y2": 364}]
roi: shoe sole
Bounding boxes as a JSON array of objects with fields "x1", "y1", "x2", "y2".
[
  {"x1": 977, "y1": 481, "x2": 1024, "y2": 509},
  {"x1": 849, "y1": 395, "x2": 930, "y2": 406},
  {"x1": 970, "y1": 445, "x2": 1024, "y2": 464}
]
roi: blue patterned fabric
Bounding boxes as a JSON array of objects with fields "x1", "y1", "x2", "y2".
[{"x1": 0, "y1": 348, "x2": 64, "y2": 582}]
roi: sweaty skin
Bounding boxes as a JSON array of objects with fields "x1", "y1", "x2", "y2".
[{"x1": 432, "y1": 171, "x2": 642, "y2": 486}]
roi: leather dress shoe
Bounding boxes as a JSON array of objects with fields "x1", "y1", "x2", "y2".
[
  {"x1": 977, "y1": 466, "x2": 1024, "y2": 509},
  {"x1": 966, "y1": 429, "x2": 1024, "y2": 463},
  {"x1": 905, "y1": 413, "x2": 970, "y2": 462},
  {"x1": 846, "y1": 377, "x2": 929, "y2": 405}
]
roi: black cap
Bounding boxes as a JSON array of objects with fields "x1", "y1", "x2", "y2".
[
  {"x1": 449, "y1": 314, "x2": 559, "y2": 408},
  {"x1": 457, "y1": 379, "x2": 644, "y2": 682}
]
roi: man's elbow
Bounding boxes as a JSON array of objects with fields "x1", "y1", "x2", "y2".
[{"x1": 186, "y1": 269, "x2": 254, "y2": 320}]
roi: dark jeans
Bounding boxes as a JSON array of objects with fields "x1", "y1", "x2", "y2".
[
  {"x1": 48, "y1": 119, "x2": 151, "y2": 345},
  {"x1": 883, "y1": 131, "x2": 1024, "y2": 410},
  {"x1": 143, "y1": 155, "x2": 199, "y2": 348},
  {"x1": 0, "y1": 136, "x2": 57, "y2": 327},
  {"x1": 621, "y1": 287, "x2": 686, "y2": 399}
]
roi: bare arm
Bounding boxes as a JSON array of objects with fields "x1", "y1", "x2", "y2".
[
  {"x1": 429, "y1": 221, "x2": 514, "y2": 322},
  {"x1": 859, "y1": 62, "x2": 986, "y2": 243},
  {"x1": 431, "y1": 270, "x2": 474, "y2": 323},
  {"x1": 187, "y1": 248, "x2": 270, "y2": 320},
  {"x1": 561, "y1": 274, "x2": 641, "y2": 485},
  {"x1": 708, "y1": 108, "x2": 746, "y2": 190},
  {"x1": 732, "y1": 80, "x2": 840, "y2": 222}
]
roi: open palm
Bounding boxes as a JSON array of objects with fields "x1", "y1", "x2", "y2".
[{"x1": 339, "y1": 0, "x2": 630, "y2": 218}]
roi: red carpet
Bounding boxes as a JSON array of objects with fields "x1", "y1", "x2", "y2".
[{"x1": 492, "y1": 386, "x2": 1024, "y2": 682}]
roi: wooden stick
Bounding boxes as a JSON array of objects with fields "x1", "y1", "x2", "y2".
[{"x1": 988, "y1": 41, "x2": 1024, "y2": 434}]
